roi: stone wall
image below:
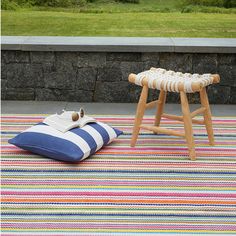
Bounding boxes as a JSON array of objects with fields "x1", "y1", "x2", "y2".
[{"x1": 1, "y1": 37, "x2": 236, "y2": 104}]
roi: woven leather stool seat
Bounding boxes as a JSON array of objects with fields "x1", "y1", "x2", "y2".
[
  {"x1": 128, "y1": 67, "x2": 220, "y2": 161},
  {"x1": 129, "y1": 67, "x2": 220, "y2": 93}
]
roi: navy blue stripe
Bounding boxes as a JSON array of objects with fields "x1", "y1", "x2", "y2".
[
  {"x1": 38, "y1": 122, "x2": 46, "y2": 125},
  {"x1": 88, "y1": 123, "x2": 110, "y2": 145},
  {"x1": 113, "y1": 127, "x2": 123, "y2": 136},
  {"x1": 8, "y1": 132, "x2": 84, "y2": 162},
  {"x1": 70, "y1": 128, "x2": 97, "y2": 155}
]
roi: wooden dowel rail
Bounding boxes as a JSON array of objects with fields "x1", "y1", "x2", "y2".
[
  {"x1": 162, "y1": 113, "x2": 204, "y2": 125},
  {"x1": 162, "y1": 113, "x2": 183, "y2": 122},
  {"x1": 191, "y1": 107, "x2": 206, "y2": 118},
  {"x1": 146, "y1": 100, "x2": 160, "y2": 109},
  {"x1": 191, "y1": 119, "x2": 205, "y2": 125},
  {"x1": 140, "y1": 125, "x2": 185, "y2": 137}
]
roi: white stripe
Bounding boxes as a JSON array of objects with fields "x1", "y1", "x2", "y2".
[
  {"x1": 97, "y1": 122, "x2": 117, "y2": 144},
  {"x1": 23, "y1": 125, "x2": 91, "y2": 159},
  {"x1": 81, "y1": 125, "x2": 104, "y2": 152}
]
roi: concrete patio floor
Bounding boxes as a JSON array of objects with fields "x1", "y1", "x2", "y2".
[{"x1": 1, "y1": 101, "x2": 236, "y2": 116}]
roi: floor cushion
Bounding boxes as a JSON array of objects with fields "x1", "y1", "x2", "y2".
[{"x1": 9, "y1": 122, "x2": 123, "y2": 162}]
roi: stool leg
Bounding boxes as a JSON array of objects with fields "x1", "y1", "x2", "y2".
[
  {"x1": 154, "y1": 90, "x2": 167, "y2": 133},
  {"x1": 180, "y1": 91, "x2": 196, "y2": 161},
  {"x1": 131, "y1": 85, "x2": 149, "y2": 147},
  {"x1": 200, "y1": 88, "x2": 215, "y2": 146}
]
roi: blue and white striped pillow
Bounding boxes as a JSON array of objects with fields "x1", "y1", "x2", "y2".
[{"x1": 9, "y1": 122, "x2": 123, "y2": 162}]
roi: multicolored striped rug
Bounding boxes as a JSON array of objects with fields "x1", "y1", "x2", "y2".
[{"x1": 1, "y1": 115, "x2": 236, "y2": 235}]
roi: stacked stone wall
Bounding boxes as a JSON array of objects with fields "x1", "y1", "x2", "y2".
[{"x1": 2, "y1": 51, "x2": 235, "y2": 103}]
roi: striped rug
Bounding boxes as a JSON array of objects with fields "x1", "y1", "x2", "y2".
[{"x1": 1, "y1": 115, "x2": 236, "y2": 235}]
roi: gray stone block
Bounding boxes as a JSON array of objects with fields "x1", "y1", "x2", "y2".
[
  {"x1": 218, "y1": 65, "x2": 236, "y2": 86},
  {"x1": 41, "y1": 71, "x2": 76, "y2": 90},
  {"x1": 2, "y1": 51, "x2": 30, "y2": 63},
  {"x1": 120, "y1": 61, "x2": 144, "y2": 81},
  {"x1": 1, "y1": 62, "x2": 7, "y2": 80},
  {"x1": 55, "y1": 52, "x2": 78, "y2": 71},
  {"x1": 106, "y1": 52, "x2": 141, "y2": 62},
  {"x1": 187, "y1": 93, "x2": 200, "y2": 104},
  {"x1": 207, "y1": 85, "x2": 231, "y2": 104},
  {"x1": 218, "y1": 54, "x2": 236, "y2": 65},
  {"x1": 1, "y1": 80, "x2": 7, "y2": 100},
  {"x1": 147, "y1": 89, "x2": 160, "y2": 102},
  {"x1": 230, "y1": 87, "x2": 236, "y2": 104},
  {"x1": 94, "y1": 81, "x2": 131, "y2": 102},
  {"x1": 144, "y1": 88, "x2": 163, "y2": 103},
  {"x1": 30, "y1": 51, "x2": 55, "y2": 63},
  {"x1": 77, "y1": 67, "x2": 97, "y2": 90},
  {"x1": 142, "y1": 53, "x2": 160, "y2": 62},
  {"x1": 42, "y1": 63, "x2": 56, "y2": 73},
  {"x1": 77, "y1": 53, "x2": 106, "y2": 68},
  {"x1": 128, "y1": 85, "x2": 161, "y2": 103},
  {"x1": 143, "y1": 61, "x2": 161, "y2": 70},
  {"x1": 166, "y1": 92, "x2": 180, "y2": 104},
  {"x1": 6, "y1": 63, "x2": 43, "y2": 88},
  {"x1": 159, "y1": 53, "x2": 192, "y2": 73},
  {"x1": 142, "y1": 53, "x2": 160, "y2": 70},
  {"x1": 97, "y1": 65, "x2": 122, "y2": 82},
  {"x1": 67, "y1": 90, "x2": 93, "y2": 102},
  {"x1": 36, "y1": 88, "x2": 93, "y2": 102},
  {"x1": 192, "y1": 54, "x2": 217, "y2": 74},
  {"x1": 5, "y1": 88, "x2": 35, "y2": 100},
  {"x1": 36, "y1": 88, "x2": 64, "y2": 101},
  {"x1": 128, "y1": 83, "x2": 143, "y2": 103}
]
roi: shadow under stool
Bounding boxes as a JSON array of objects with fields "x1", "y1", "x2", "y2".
[{"x1": 129, "y1": 67, "x2": 220, "y2": 161}]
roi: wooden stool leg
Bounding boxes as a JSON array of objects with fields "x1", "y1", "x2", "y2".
[
  {"x1": 180, "y1": 91, "x2": 196, "y2": 161},
  {"x1": 200, "y1": 87, "x2": 215, "y2": 146},
  {"x1": 154, "y1": 90, "x2": 167, "y2": 133},
  {"x1": 131, "y1": 85, "x2": 149, "y2": 147}
]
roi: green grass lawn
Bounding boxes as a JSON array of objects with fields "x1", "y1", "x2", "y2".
[{"x1": 2, "y1": 10, "x2": 236, "y2": 37}]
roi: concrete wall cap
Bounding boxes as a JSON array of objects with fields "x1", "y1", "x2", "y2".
[{"x1": 1, "y1": 36, "x2": 236, "y2": 53}]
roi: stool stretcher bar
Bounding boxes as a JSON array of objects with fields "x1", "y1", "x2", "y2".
[
  {"x1": 140, "y1": 125, "x2": 185, "y2": 137},
  {"x1": 191, "y1": 107, "x2": 206, "y2": 118},
  {"x1": 146, "y1": 100, "x2": 160, "y2": 109},
  {"x1": 161, "y1": 113, "x2": 205, "y2": 125}
]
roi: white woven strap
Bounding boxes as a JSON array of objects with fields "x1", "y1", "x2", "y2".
[
  {"x1": 135, "y1": 68, "x2": 213, "y2": 93},
  {"x1": 135, "y1": 71, "x2": 146, "y2": 86}
]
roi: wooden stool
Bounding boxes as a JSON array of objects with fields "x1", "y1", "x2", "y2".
[{"x1": 129, "y1": 68, "x2": 220, "y2": 161}]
